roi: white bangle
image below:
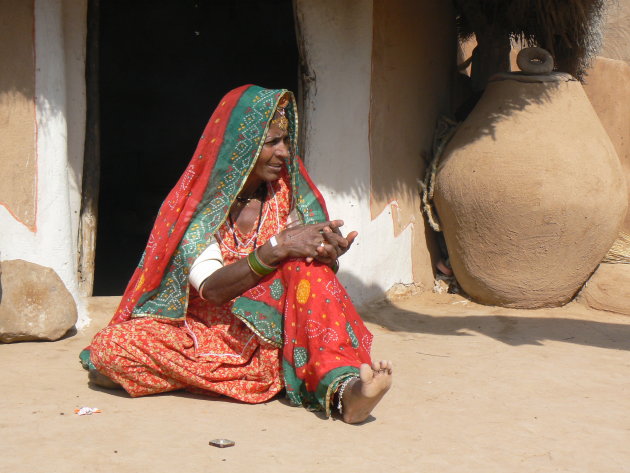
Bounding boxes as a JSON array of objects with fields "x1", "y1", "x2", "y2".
[{"x1": 269, "y1": 235, "x2": 278, "y2": 247}]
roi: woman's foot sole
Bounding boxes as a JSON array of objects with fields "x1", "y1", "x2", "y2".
[{"x1": 341, "y1": 360, "x2": 393, "y2": 424}]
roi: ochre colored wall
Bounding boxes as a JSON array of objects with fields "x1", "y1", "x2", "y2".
[
  {"x1": 583, "y1": 0, "x2": 630, "y2": 232},
  {"x1": 584, "y1": 58, "x2": 630, "y2": 233},
  {"x1": 370, "y1": 0, "x2": 455, "y2": 285},
  {"x1": 600, "y1": 0, "x2": 630, "y2": 64},
  {"x1": 0, "y1": 0, "x2": 36, "y2": 230},
  {"x1": 297, "y1": 0, "x2": 456, "y2": 303}
]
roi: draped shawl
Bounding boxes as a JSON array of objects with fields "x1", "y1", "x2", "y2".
[{"x1": 81, "y1": 85, "x2": 328, "y2": 369}]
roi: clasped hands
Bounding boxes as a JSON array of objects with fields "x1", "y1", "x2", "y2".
[{"x1": 263, "y1": 220, "x2": 357, "y2": 268}]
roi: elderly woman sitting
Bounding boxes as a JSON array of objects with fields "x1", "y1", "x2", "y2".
[{"x1": 80, "y1": 85, "x2": 392, "y2": 424}]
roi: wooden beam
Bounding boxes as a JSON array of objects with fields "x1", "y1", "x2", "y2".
[{"x1": 78, "y1": 0, "x2": 100, "y2": 297}]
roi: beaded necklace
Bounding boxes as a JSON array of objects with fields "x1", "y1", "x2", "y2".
[
  {"x1": 227, "y1": 197, "x2": 264, "y2": 250},
  {"x1": 217, "y1": 182, "x2": 281, "y2": 258}
]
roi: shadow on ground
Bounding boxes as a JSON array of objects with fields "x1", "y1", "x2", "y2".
[
  {"x1": 80, "y1": 269, "x2": 630, "y2": 363},
  {"x1": 361, "y1": 298, "x2": 630, "y2": 352},
  {"x1": 336, "y1": 272, "x2": 630, "y2": 353}
]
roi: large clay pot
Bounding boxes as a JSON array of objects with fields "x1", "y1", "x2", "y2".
[{"x1": 434, "y1": 48, "x2": 628, "y2": 308}]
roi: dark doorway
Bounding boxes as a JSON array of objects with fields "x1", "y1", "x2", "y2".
[{"x1": 93, "y1": 0, "x2": 299, "y2": 295}]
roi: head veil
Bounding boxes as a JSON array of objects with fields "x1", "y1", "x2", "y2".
[{"x1": 111, "y1": 85, "x2": 328, "y2": 324}]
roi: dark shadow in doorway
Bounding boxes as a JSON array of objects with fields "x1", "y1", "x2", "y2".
[{"x1": 94, "y1": 0, "x2": 299, "y2": 295}]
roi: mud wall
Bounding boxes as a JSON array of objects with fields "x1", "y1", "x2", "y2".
[
  {"x1": 370, "y1": 0, "x2": 455, "y2": 287},
  {"x1": 2, "y1": 0, "x2": 456, "y2": 323},
  {"x1": 0, "y1": 0, "x2": 88, "y2": 326},
  {"x1": 583, "y1": 58, "x2": 630, "y2": 233},
  {"x1": 295, "y1": 0, "x2": 454, "y2": 303},
  {"x1": 0, "y1": 0, "x2": 37, "y2": 230},
  {"x1": 583, "y1": 0, "x2": 630, "y2": 232}
]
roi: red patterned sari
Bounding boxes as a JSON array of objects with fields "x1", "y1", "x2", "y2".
[{"x1": 82, "y1": 85, "x2": 373, "y2": 415}]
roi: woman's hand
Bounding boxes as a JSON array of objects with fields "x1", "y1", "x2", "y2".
[
  {"x1": 203, "y1": 220, "x2": 357, "y2": 306},
  {"x1": 201, "y1": 222, "x2": 332, "y2": 306},
  {"x1": 257, "y1": 220, "x2": 357, "y2": 268},
  {"x1": 260, "y1": 221, "x2": 337, "y2": 264},
  {"x1": 314, "y1": 220, "x2": 357, "y2": 266}
]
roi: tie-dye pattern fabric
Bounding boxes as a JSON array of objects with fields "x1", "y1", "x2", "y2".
[{"x1": 82, "y1": 85, "x2": 372, "y2": 414}]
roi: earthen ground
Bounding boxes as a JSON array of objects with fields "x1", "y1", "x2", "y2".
[{"x1": 1, "y1": 293, "x2": 629, "y2": 472}]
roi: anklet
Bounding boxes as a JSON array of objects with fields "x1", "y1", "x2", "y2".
[{"x1": 336, "y1": 375, "x2": 358, "y2": 415}]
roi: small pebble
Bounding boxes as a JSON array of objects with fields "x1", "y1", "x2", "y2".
[{"x1": 209, "y1": 439, "x2": 235, "y2": 448}]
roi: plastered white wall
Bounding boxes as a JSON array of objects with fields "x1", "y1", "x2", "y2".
[
  {"x1": 63, "y1": 0, "x2": 88, "y2": 258},
  {"x1": 296, "y1": 0, "x2": 414, "y2": 306},
  {"x1": 0, "y1": 0, "x2": 88, "y2": 327}
]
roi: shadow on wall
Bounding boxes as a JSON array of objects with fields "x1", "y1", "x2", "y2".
[
  {"x1": 0, "y1": 0, "x2": 77, "y2": 147},
  {"x1": 0, "y1": 0, "x2": 37, "y2": 99},
  {"x1": 336, "y1": 270, "x2": 392, "y2": 311},
  {"x1": 294, "y1": 0, "x2": 458, "y2": 216}
]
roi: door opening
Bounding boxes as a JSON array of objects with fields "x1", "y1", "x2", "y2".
[{"x1": 91, "y1": 0, "x2": 298, "y2": 295}]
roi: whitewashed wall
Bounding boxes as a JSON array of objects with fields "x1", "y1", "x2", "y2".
[
  {"x1": 0, "y1": 0, "x2": 88, "y2": 326},
  {"x1": 296, "y1": 0, "x2": 415, "y2": 306}
]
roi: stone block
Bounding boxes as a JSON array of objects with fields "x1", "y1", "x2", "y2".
[
  {"x1": 579, "y1": 263, "x2": 630, "y2": 316},
  {"x1": 0, "y1": 259, "x2": 77, "y2": 342}
]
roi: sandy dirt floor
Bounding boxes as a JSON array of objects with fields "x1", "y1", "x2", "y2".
[{"x1": 1, "y1": 292, "x2": 629, "y2": 472}]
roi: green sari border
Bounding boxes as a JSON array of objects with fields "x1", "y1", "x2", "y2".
[
  {"x1": 230, "y1": 296, "x2": 284, "y2": 348},
  {"x1": 79, "y1": 349, "x2": 95, "y2": 370},
  {"x1": 282, "y1": 359, "x2": 360, "y2": 416}
]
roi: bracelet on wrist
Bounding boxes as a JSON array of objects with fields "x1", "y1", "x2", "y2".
[
  {"x1": 331, "y1": 259, "x2": 339, "y2": 274},
  {"x1": 247, "y1": 249, "x2": 277, "y2": 277}
]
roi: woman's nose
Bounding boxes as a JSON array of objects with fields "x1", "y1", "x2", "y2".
[{"x1": 276, "y1": 142, "x2": 290, "y2": 159}]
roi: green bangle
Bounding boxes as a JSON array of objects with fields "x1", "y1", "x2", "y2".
[
  {"x1": 254, "y1": 248, "x2": 277, "y2": 272},
  {"x1": 247, "y1": 249, "x2": 276, "y2": 277},
  {"x1": 332, "y1": 259, "x2": 339, "y2": 274},
  {"x1": 246, "y1": 254, "x2": 264, "y2": 277}
]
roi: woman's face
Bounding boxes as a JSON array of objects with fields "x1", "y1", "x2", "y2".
[{"x1": 251, "y1": 124, "x2": 290, "y2": 183}]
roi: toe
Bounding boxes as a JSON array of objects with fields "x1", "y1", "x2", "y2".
[{"x1": 360, "y1": 363, "x2": 374, "y2": 381}]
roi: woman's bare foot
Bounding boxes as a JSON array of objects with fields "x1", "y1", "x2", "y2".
[
  {"x1": 436, "y1": 259, "x2": 453, "y2": 276},
  {"x1": 88, "y1": 368, "x2": 123, "y2": 390},
  {"x1": 341, "y1": 360, "x2": 393, "y2": 424}
]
